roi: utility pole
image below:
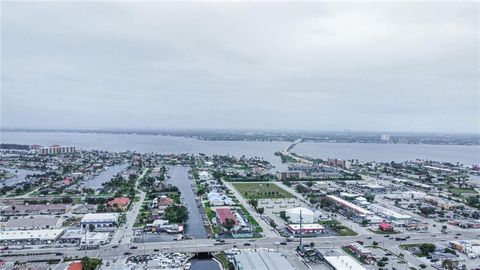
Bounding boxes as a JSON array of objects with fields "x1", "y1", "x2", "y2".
[
  {"x1": 143, "y1": 230, "x2": 146, "y2": 256},
  {"x1": 84, "y1": 227, "x2": 87, "y2": 258},
  {"x1": 299, "y1": 210, "x2": 303, "y2": 249}
]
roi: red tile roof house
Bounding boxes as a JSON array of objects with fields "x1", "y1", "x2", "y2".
[
  {"x1": 53, "y1": 177, "x2": 74, "y2": 189},
  {"x1": 63, "y1": 177, "x2": 73, "y2": 186},
  {"x1": 158, "y1": 196, "x2": 174, "y2": 210},
  {"x1": 379, "y1": 222, "x2": 394, "y2": 232},
  {"x1": 215, "y1": 208, "x2": 239, "y2": 225},
  {"x1": 67, "y1": 261, "x2": 83, "y2": 270},
  {"x1": 107, "y1": 197, "x2": 131, "y2": 211}
]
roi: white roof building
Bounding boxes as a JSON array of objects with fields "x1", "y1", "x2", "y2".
[
  {"x1": 4, "y1": 216, "x2": 63, "y2": 231},
  {"x1": 0, "y1": 229, "x2": 64, "y2": 243},
  {"x1": 207, "y1": 191, "x2": 234, "y2": 206},
  {"x1": 233, "y1": 252, "x2": 294, "y2": 270},
  {"x1": 286, "y1": 207, "x2": 316, "y2": 224},
  {"x1": 81, "y1": 213, "x2": 119, "y2": 224},
  {"x1": 326, "y1": 195, "x2": 371, "y2": 217},
  {"x1": 324, "y1": 255, "x2": 367, "y2": 270},
  {"x1": 199, "y1": 171, "x2": 212, "y2": 181},
  {"x1": 368, "y1": 204, "x2": 412, "y2": 221}
]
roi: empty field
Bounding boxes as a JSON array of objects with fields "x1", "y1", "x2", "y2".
[{"x1": 232, "y1": 182, "x2": 293, "y2": 199}]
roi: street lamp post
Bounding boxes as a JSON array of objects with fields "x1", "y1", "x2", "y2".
[{"x1": 84, "y1": 227, "x2": 87, "y2": 258}]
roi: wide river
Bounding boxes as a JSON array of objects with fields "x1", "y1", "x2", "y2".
[{"x1": 1, "y1": 131, "x2": 479, "y2": 167}]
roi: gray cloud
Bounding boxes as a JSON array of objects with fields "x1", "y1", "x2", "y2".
[{"x1": 1, "y1": 1, "x2": 479, "y2": 132}]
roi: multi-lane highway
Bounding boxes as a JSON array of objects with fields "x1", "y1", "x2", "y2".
[{"x1": 3, "y1": 229, "x2": 475, "y2": 268}]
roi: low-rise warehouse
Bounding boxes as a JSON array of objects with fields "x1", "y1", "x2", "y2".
[
  {"x1": 80, "y1": 213, "x2": 119, "y2": 231},
  {"x1": 233, "y1": 252, "x2": 295, "y2": 270},
  {"x1": 0, "y1": 229, "x2": 64, "y2": 245},
  {"x1": 287, "y1": 223, "x2": 325, "y2": 235},
  {"x1": 286, "y1": 207, "x2": 317, "y2": 224},
  {"x1": 4, "y1": 216, "x2": 63, "y2": 231},
  {"x1": 323, "y1": 255, "x2": 366, "y2": 270},
  {"x1": 326, "y1": 195, "x2": 371, "y2": 221}
]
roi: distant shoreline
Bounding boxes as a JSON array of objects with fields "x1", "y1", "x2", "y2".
[{"x1": 1, "y1": 129, "x2": 479, "y2": 146}]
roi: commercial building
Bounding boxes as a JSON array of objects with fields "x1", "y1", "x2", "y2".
[
  {"x1": 360, "y1": 184, "x2": 386, "y2": 193},
  {"x1": 0, "y1": 229, "x2": 64, "y2": 245},
  {"x1": 378, "y1": 222, "x2": 394, "y2": 232},
  {"x1": 327, "y1": 158, "x2": 351, "y2": 169},
  {"x1": 275, "y1": 171, "x2": 306, "y2": 180},
  {"x1": 4, "y1": 216, "x2": 63, "y2": 231},
  {"x1": 285, "y1": 207, "x2": 317, "y2": 224},
  {"x1": 326, "y1": 195, "x2": 371, "y2": 221},
  {"x1": 287, "y1": 223, "x2": 325, "y2": 235},
  {"x1": 60, "y1": 229, "x2": 110, "y2": 248},
  {"x1": 449, "y1": 240, "x2": 480, "y2": 257},
  {"x1": 37, "y1": 145, "x2": 76, "y2": 155},
  {"x1": 72, "y1": 204, "x2": 97, "y2": 214},
  {"x1": 346, "y1": 243, "x2": 375, "y2": 264},
  {"x1": 0, "y1": 204, "x2": 69, "y2": 216},
  {"x1": 323, "y1": 255, "x2": 367, "y2": 270},
  {"x1": 80, "y1": 213, "x2": 119, "y2": 231},
  {"x1": 367, "y1": 204, "x2": 412, "y2": 221},
  {"x1": 402, "y1": 220, "x2": 429, "y2": 231},
  {"x1": 232, "y1": 252, "x2": 295, "y2": 270}
]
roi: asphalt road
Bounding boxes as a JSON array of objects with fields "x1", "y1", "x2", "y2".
[{"x1": 3, "y1": 230, "x2": 475, "y2": 267}]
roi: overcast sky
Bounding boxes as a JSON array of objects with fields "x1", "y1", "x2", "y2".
[{"x1": 1, "y1": 1, "x2": 479, "y2": 133}]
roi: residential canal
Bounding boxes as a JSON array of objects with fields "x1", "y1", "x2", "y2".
[
  {"x1": 84, "y1": 163, "x2": 128, "y2": 189},
  {"x1": 167, "y1": 166, "x2": 207, "y2": 239},
  {"x1": 0, "y1": 167, "x2": 39, "y2": 187},
  {"x1": 190, "y1": 258, "x2": 222, "y2": 270}
]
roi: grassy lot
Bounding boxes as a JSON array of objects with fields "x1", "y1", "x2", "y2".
[
  {"x1": 238, "y1": 205, "x2": 263, "y2": 233},
  {"x1": 214, "y1": 252, "x2": 230, "y2": 270},
  {"x1": 320, "y1": 220, "x2": 358, "y2": 236},
  {"x1": 448, "y1": 188, "x2": 477, "y2": 194},
  {"x1": 232, "y1": 182, "x2": 293, "y2": 199},
  {"x1": 336, "y1": 226, "x2": 358, "y2": 236},
  {"x1": 400, "y1": 243, "x2": 436, "y2": 257}
]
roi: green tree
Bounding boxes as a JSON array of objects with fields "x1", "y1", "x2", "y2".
[
  {"x1": 419, "y1": 207, "x2": 436, "y2": 216},
  {"x1": 364, "y1": 193, "x2": 375, "y2": 202},
  {"x1": 164, "y1": 205, "x2": 189, "y2": 223},
  {"x1": 224, "y1": 218, "x2": 236, "y2": 231},
  {"x1": 269, "y1": 220, "x2": 277, "y2": 229},
  {"x1": 257, "y1": 207, "x2": 265, "y2": 214},
  {"x1": 419, "y1": 243, "x2": 436, "y2": 256},
  {"x1": 81, "y1": 257, "x2": 103, "y2": 270},
  {"x1": 249, "y1": 199, "x2": 258, "y2": 209}
]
